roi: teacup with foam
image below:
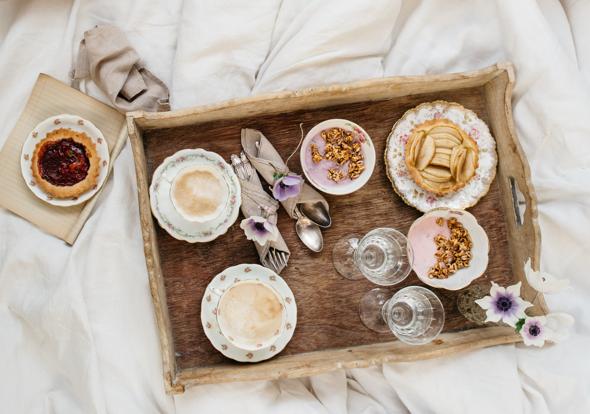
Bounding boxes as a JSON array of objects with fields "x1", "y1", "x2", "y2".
[
  {"x1": 170, "y1": 164, "x2": 229, "y2": 223},
  {"x1": 217, "y1": 280, "x2": 286, "y2": 351}
]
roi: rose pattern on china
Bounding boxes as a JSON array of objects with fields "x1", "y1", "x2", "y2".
[{"x1": 385, "y1": 101, "x2": 498, "y2": 212}]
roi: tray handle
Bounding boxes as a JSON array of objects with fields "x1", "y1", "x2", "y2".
[{"x1": 509, "y1": 176, "x2": 526, "y2": 226}]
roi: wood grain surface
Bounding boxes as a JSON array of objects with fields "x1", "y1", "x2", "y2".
[{"x1": 143, "y1": 86, "x2": 514, "y2": 372}]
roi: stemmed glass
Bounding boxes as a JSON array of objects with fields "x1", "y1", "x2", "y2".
[
  {"x1": 332, "y1": 228, "x2": 445, "y2": 341},
  {"x1": 332, "y1": 228, "x2": 413, "y2": 285},
  {"x1": 359, "y1": 286, "x2": 445, "y2": 341}
]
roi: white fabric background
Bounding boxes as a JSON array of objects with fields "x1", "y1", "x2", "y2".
[{"x1": 1, "y1": 0, "x2": 589, "y2": 413}]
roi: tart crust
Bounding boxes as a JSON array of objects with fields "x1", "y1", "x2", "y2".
[
  {"x1": 31, "y1": 128, "x2": 100, "y2": 198},
  {"x1": 404, "y1": 118, "x2": 479, "y2": 196}
]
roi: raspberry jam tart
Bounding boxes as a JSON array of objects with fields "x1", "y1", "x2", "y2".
[{"x1": 31, "y1": 128, "x2": 100, "y2": 198}]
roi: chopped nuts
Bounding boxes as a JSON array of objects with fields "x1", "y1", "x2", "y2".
[
  {"x1": 312, "y1": 127, "x2": 365, "y2": 182},
  {"x1": 428, "y1": 217, "x2": 472, "y2": 279},
  {"x1": 327, "y1": 168, "x2": 345, "y2": 182},
  {"x1": 311, "y1": 144, "x2": 323, "y2": 163}
]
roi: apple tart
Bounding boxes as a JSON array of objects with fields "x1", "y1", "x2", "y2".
[
  {"x1": 405, "y1": 119, "x2": 478, "y2": 196},
  {"x1": 31, "y1": 128, "x2": 100, "y2": 198}
]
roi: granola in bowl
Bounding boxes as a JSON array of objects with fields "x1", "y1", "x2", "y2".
[
  {"x1": 407, "y1": 208, "x2": 489, "y2": 290},
  {"x1": 300, "y1": 119, "x2": 375, "y2": 195}
]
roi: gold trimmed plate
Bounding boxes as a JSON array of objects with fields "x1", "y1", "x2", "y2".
[{"x1": 385, "y1": 101, "x2": 497, "y2": 212}]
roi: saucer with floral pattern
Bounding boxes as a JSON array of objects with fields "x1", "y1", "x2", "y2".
[{"x1": 201, "y1": 264, "x2": 297, "y2": 363}]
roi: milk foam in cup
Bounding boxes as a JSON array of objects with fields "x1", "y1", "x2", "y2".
[
  {"x1": 217, "y1": 281, "x2": 286, "y2": 350},
  {"x1": 170, "y1": 164, "x2": 229, "y2": 223}
]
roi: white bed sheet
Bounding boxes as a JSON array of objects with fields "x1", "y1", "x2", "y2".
[{"x1": 1, "y1": 1, "x2": 589, "y2": 413}]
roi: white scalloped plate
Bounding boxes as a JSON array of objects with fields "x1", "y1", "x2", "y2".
[
  {"x1": 408, "y1": 208, "x2": 489, "y2": 290},
  {"x1": 20, "y1": 114, "x2": 110, "y2": 206},
  {"x1": 385, "y1": 101, "x2": 497, "y2": 212},
  {"x1": 201, "y1": 264, "x2": 297, "y2": 362},
  {"x1": 149, "y1": 149, "x2": 241, "y2": 243}
]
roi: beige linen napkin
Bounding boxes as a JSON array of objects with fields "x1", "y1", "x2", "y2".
[
  {"x1": 72, "y1": 25, "x2": 170, "y2": 112},
  {"x1": 237, "y1": 165, "x2": 290, "y2": 274},
  {"x1": 241, "y1": 128, "x2": 329, "y2": 219}
]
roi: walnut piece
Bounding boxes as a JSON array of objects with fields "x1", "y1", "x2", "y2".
[
  {"x1": 311, "y1": 127, "x2": 365, "y2": 182},
  {"x1": 428, "y1": 218, "x2": 472, "y2": 279}
]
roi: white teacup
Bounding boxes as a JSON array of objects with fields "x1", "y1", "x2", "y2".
[
  {"x1": 216, "y1": 280, "x2": 286, "y2": 351},
  {"x1": 170, "y1": 164, "x2": 229, "y2": 223}
]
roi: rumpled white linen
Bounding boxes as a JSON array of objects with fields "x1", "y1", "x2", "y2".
[{"x1": 1, "y1": 0, "x2": 589, "y2": 413}]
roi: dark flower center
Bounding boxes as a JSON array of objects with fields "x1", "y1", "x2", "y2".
[
  {"x1": 496, "y1": 296, "x2": 512, "y2": 312},
  {"x1": 254, "y1": 222, "x2": 266, "y2": 232},
  {"x1": 279, "y1": 181, "x2": 289, "y2": 189},
  {"x1": 528, "y1": 324, "x2": 541, "y2": 337}
]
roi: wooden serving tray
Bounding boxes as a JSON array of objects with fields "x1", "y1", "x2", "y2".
[{"x1": 127, "y1": 63, "x2": 546, "y2": 393}]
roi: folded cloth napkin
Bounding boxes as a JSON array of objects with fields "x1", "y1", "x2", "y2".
[
  {"x1": 236, "y1": 160, "x2": 290, "y2": 274},
  {"x1": 241, "y1": 128, "x2": 329, "y2": 219},
  {"x1": 71, "y1": 25, "x2": 170, "y2": 113}
]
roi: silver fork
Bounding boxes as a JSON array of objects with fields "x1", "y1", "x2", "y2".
[
  {"x1": 232, "y1": 156, "x2": 287, "y2": 273},
  {"x1": 269, "y1": 248, "x2": 287, "y2": 271},
  {"x1": 230, "y1": 154, "x2": 248, "y2": 180},
  {"x1": 260, "y1": 206, "x2": 288, "y2": 272}
]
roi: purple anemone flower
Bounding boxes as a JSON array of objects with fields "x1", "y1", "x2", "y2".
[
  {"x1": 475, "y1": 281, "x2": 532, "y2": 327},
  {"x1": 272, "y1": 173, "x2": 303, "y2": 201},
  {"x1": 519, "y1": 316, "x2": 547, "y2": 347},
  {"x1": 240, "y1": 215, "x2": 278, "y2": 246}
]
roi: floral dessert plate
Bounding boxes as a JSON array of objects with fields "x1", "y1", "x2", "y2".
[
  {"x1": 300, "y1": 119, "x2": 375, "y2": 195},
  {"x1": 385, "y1": 101, "x2": 497, "y2": 212},
  {"x1": 149, "y1": 149, "x2": 241, "y2": 243},
  {"x1": 201, "y1": 264, "x2": 297, "y2": 363},
  {"x1": 20, "y1": 114, "x2": 110, "y2": 206}
]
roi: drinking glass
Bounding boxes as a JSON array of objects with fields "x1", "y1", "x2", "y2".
[
  {"x1": 332, "y1": 228, "x2": 413, "y2": 285},
  {"x1": 359, "y1": 286, "x2": 445, "y2": 343}
]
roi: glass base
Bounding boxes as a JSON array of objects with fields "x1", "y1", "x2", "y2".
[
  {"x1": 359, "y1": 288, "x2": 391, "y2": 333},
  {"x1": 332, "y1": 234, "x2": 364, "y2": 280}
]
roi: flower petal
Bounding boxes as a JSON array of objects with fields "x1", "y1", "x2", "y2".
[
  {"x1": 502, "y1": 313, "x2": 520, "y2": 328},
  {"x1": 475, "y1": 296, "x2": 492, "y2": 310},
  {"x1": 506, "y1": 281, "x2": 522, "y2": 297},
  {"x1": 282, "y1": 174, "x2": 302, "y2": 186},
  {"x1": 485, "y1": 308, "x2": 502, "y2": 323},
  {"x1": 490, "y1": 281, "x2": 505, "y2": 297},
  {"x1": 521, "y1": 334, "x2": 545, "y2": 347},
  {"x1": 263, "y1": 221, "x2": 279, "y2": 242},
  {"x1": 544, "y1": 312, "x2": 574, "y2": 342},
  {"x1": 240, "y1": 217, "x2": 254, "y2": 231}
]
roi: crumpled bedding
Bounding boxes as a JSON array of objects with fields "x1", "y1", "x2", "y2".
[{"x1": 1, "y1": 1, "x2": 589, "y2": 413}]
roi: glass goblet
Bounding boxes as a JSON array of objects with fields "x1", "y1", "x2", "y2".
[
  {"x1": 359, "y1": 286, "x2": 445, "y2": 343},
  {"x1": 332, "y1": 228, "x2": 413, "y2": 286}
]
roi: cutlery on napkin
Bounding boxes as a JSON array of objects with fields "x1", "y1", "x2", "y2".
[
  {"x1": 241, "y1": 128, "x2": 330, "y2": 221},
  {"x1": 231, "y1": 153, "x2": 290, "y2": 274}
]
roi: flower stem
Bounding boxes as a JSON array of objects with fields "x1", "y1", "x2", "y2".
[{"x1": 284, "y1": 123, "x2": 305, "y2": 168}]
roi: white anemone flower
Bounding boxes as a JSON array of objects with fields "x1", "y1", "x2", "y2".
[
  {"x1": 519, "y1": 316, "x2": 547, "y2": 347},
  {"x1": 517, "y1": 313, "x2": 574, "y2": 347},
  {"x1": 475, "y1": 281, "x2": 532, "y2": 327},
  {"x1": 240, "y1": 215, "x2": 278, "y2": 246}
]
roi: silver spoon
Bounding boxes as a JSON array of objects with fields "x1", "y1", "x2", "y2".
[
  {"x1": 294, "y1": 206, "x2": 323, "y2": 252},
  {"x1": 299, "y1": 201, "x2": 331, "y2": 228}
]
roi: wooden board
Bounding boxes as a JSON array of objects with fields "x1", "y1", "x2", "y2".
[{"x1": 127, "y1": 63, "x2": 545, "y2": 393}]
